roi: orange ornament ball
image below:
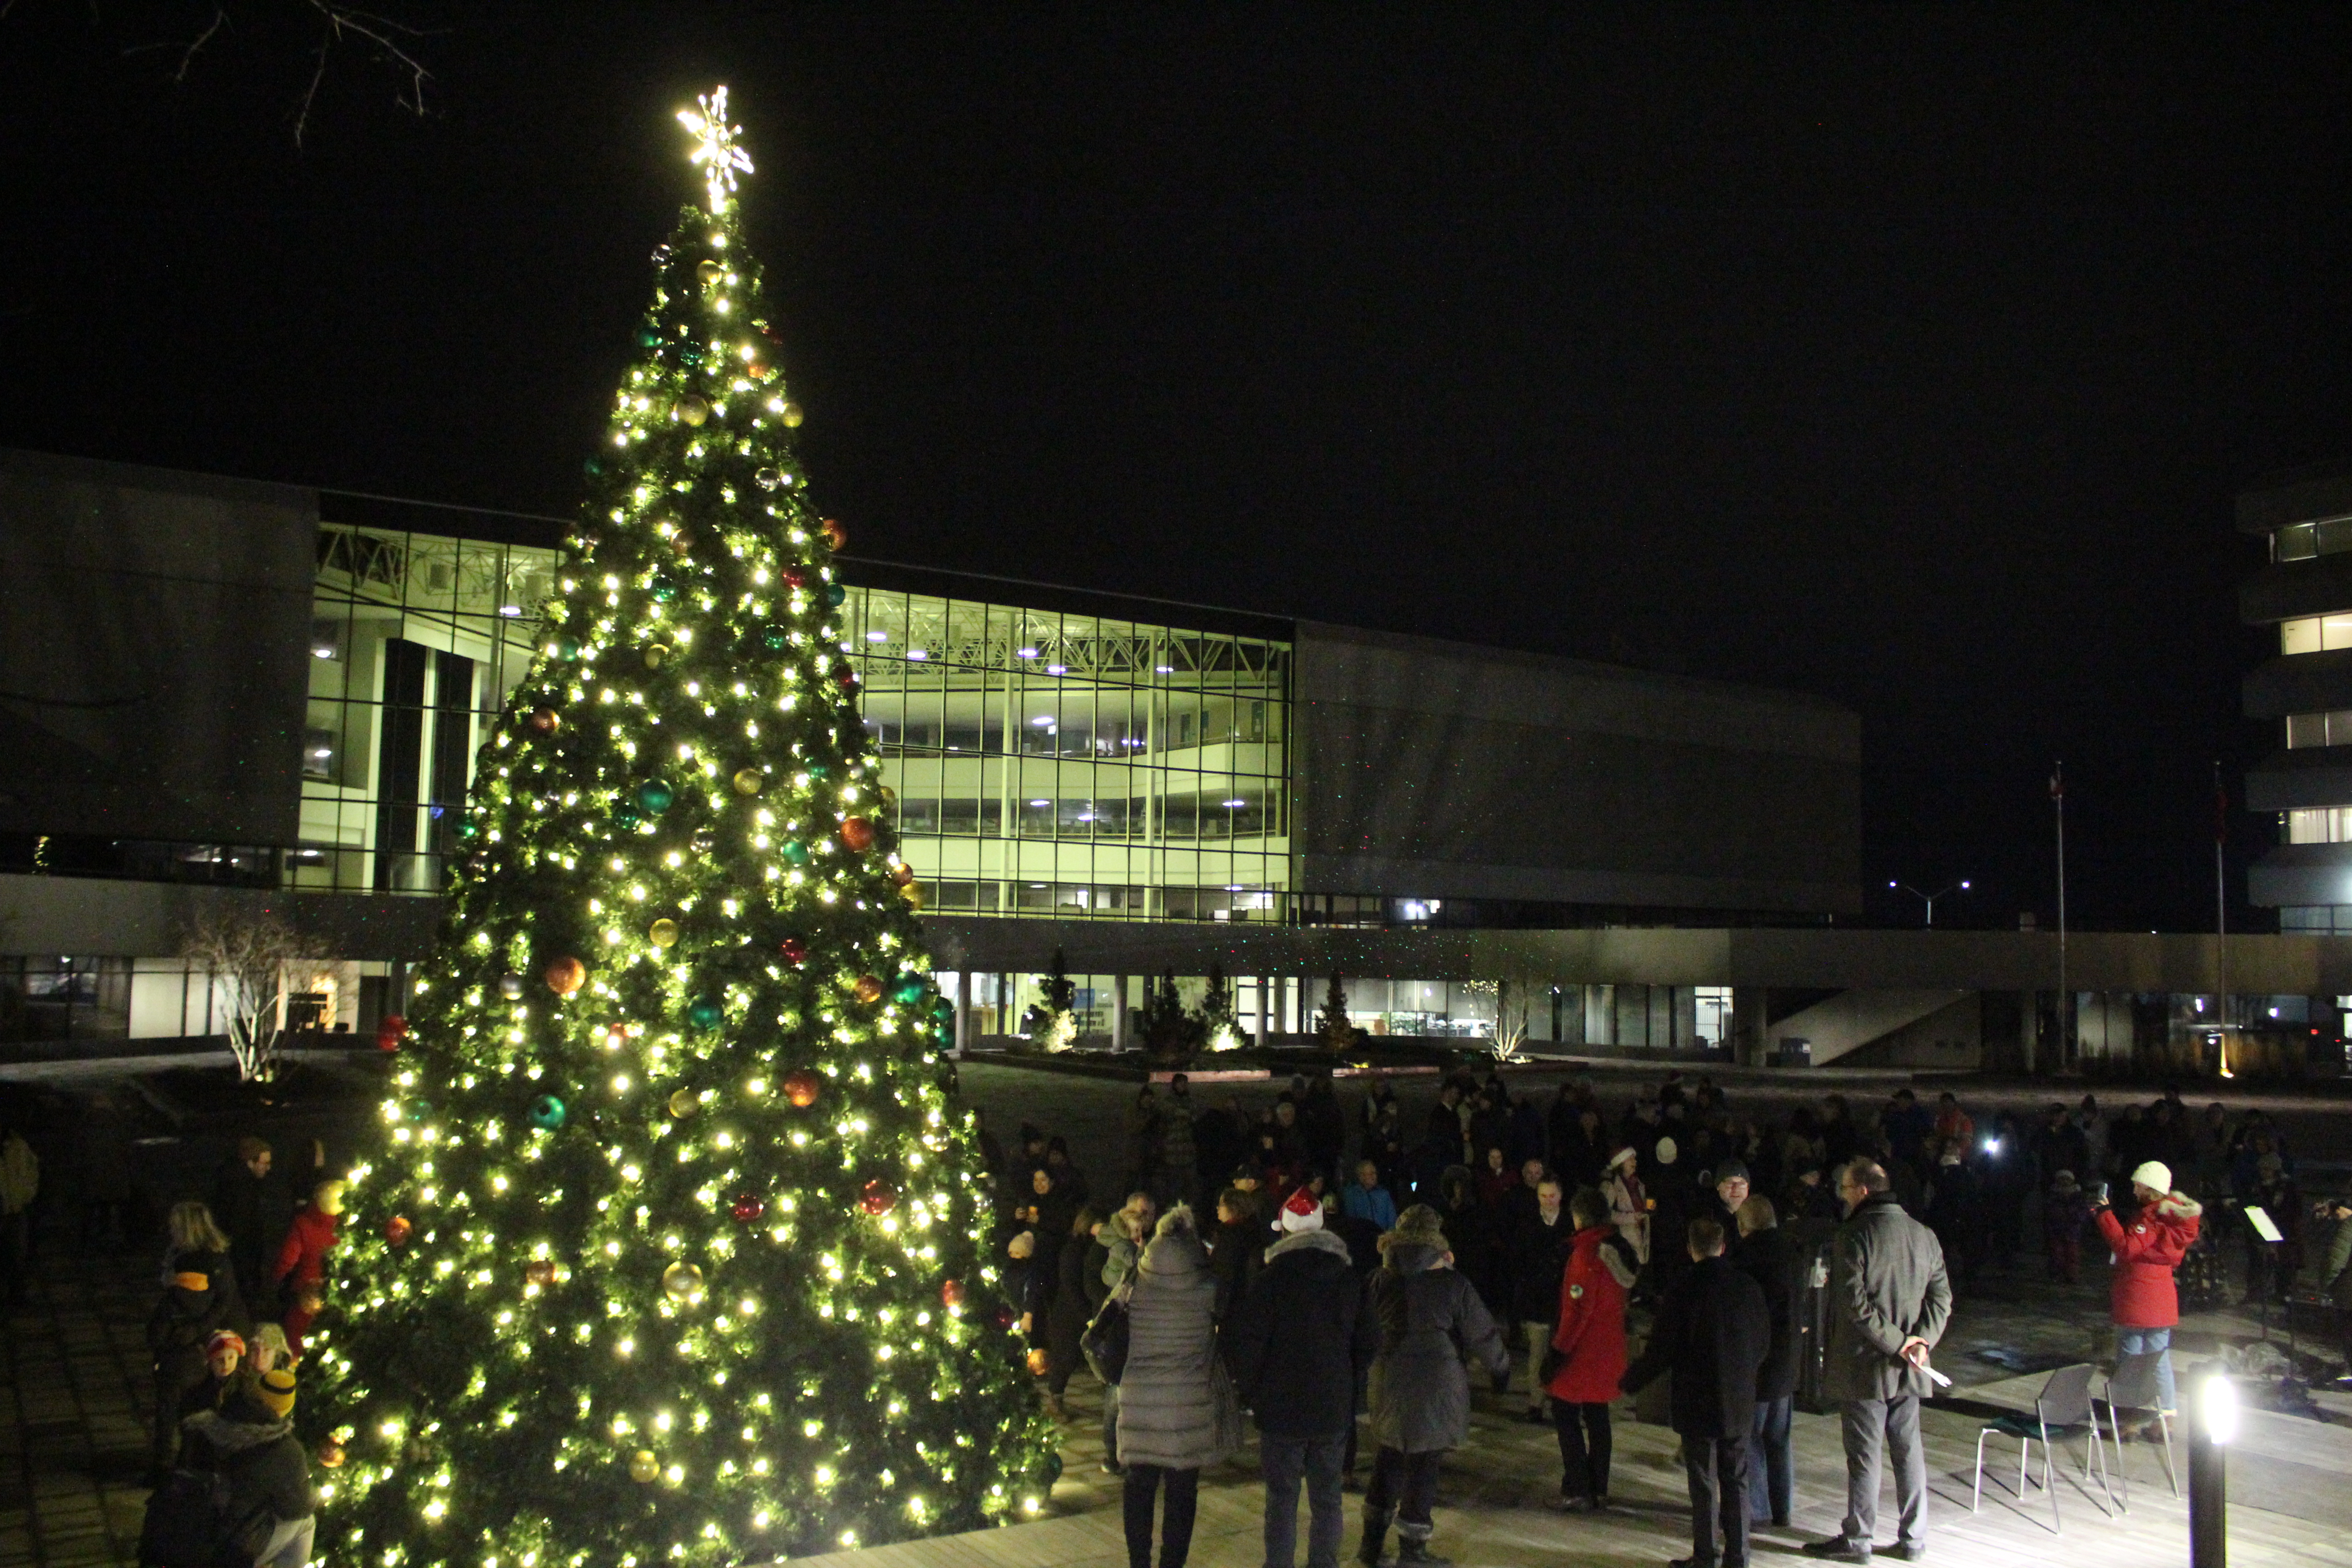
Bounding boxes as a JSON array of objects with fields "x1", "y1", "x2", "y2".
[
  {"x1": 526, "y1": 706, "x2": 559, "y2": 736},
  {"x1": 525, "y1": 1259, "x2": 558, "y2": 1287},
  {"x1": 782, "y1": 1069, "x2": 821, "y2": 1108},
  {"x1": 544, "y1": 956, "x2": 587, "y2": 996},
  {"x1": 385, "y1": 1215, "x2": 414, "y2": 1247},
  {"x1": 838, "y1": 817, "x2": 876, "y2": 853},
  {"x1": 859, "y1": 1180, "x2": 897, "y2": 1217},
  {"x1": 889, "y1": 861, "x2": 915, "y2": 887},
  {"x1": 820, "y1": 517, "x2": 848, "y2": 551},
  {"x1": 1026, "y1": 1347, "x2": 1052, "y2": 1377},
  {"x1": 318, "y1": 1441, "x2": 346, "y2": 1470},
  {"x1": 853, "y1": 974, "x2": 884, "y2": 1005}
]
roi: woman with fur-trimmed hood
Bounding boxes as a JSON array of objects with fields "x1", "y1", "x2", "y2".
[
  {"x1": 1360, "y1": 1203, "x2": 1510, "y2": 1566},
  {"x1": 2093, "y1": 1161, "x2": 2202, "y2": 1422}
]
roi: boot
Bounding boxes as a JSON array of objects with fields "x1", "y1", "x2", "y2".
[
  {"x1": 1355, "y1": 1506, "x2": 1392, "y2": 1567},
  {"x1": 1394, "y1": 1536, "x2": 1451, "y2": 1567}
]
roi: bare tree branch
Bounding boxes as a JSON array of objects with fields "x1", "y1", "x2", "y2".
[
  {"x1": 181, "y1": 906, "x2": 318, "y2": 1081},
  {"x1": 295, "y1": 0, "x2": 431, "y2": 146}
]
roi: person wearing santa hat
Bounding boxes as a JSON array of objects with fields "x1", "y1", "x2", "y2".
[
  {"x1": 2092, "y1": 1160, "x2": 2202, "y2": 1428},
  {"x1": 1227, "y1": 1187, "x2": 1376, "y2": 1568}
]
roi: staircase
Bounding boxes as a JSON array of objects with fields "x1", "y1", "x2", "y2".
[{"x1": 1769, "y1": 989, "x2": 1971, "y2": 1067}]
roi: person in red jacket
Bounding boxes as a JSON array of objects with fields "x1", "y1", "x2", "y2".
[
  {"x1": 2092, "y1": 1159, "x2": 2201, "y2": 1422},
  {"x1": 1545, "y1": 1187, "x2": 1638, "y2": 1511},
  {"x1": 270, "y1": 1180, "x2": 344, "y2": 1355}
]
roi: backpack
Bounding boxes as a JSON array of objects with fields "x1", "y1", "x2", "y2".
[{"x1": 137, "y1": 1463, "x2": 269, "y2": 1568}]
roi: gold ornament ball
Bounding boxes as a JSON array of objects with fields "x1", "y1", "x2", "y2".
[
  {"x1": 318, "y1": 1441, "x2": 346, "y2": 1470},
  {"x1": 648, "y1": 917, "x2": 680, "y2": 948},
  {"x1": 732, "y1": 768, "x2": 765, "y2": 795},
  {"x1": 643, "y1": 643, "x2": 669, "y2": 670},
  {"x1": 679, "y1": 396, "x2": 710, "y2": 427},
  {"x1": 662, "y1": 1261, "x2": 705, "y2": 1300},
  {"x1": 900, "y1": 879, "x2": 927, "y2": 910},
  {"x1": 629, "y1": 1450, "x2": 660, "y2": 1483},
  {"x1": 780, "y1": 400, "x2": 804, "y2": 427},
  {"x1": 696, "y1": 259, "x2": 723, "y2": 287},
  {"x1": 668, "y1": 1088, "x2": 698, "y2": 1118}
]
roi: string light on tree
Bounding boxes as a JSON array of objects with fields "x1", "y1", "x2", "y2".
[{"x1": 304, "y1": 87, "x2": 1053, "y2": 1568}]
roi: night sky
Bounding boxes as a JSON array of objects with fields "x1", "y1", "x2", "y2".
[{"x1": 7, "y1": 5, "x2": 2352, "y2": 934}]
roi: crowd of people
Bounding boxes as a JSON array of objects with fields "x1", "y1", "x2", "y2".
[
  {"x1": 140, "y1": 1136, "x2": 343, "y2": 1568},
  {"x1": 984, "y1": 1069, "x2": 2292, "y2": 1568}
]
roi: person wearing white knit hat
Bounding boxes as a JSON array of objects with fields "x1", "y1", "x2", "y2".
[{"x1": 2093, "y1": 1160, "x2": 2202, "y2": 1426}]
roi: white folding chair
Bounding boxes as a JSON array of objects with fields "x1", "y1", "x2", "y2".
[
  {"x1": 1969, "y1": 1362, "x2": 2116, "y2": 1533},
  {"x1": 2102, "y1": 1348, "x2": 2177, "y2": 1507}
]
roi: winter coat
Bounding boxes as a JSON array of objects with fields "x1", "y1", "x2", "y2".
[
  {"x1": 1097, "y1": 1224, "x2": 1141, "y2": 1295},
  {"x1": 271, "y1": 1205, "x2": 339, "y2": 1293},
  {"x1": 180, "y1": 1407, "x2": 315, "y2": 1527},
  {"x1": 1205, "y1": 1213, "x2": 1263, "y2": 1320},
  {"x1": 1342, "y1": 1183, "x2": 1398, "y2": 1232},
  {"x1": 1546, "y1": 1225, "x2": 1634, "y2": 1405},
  {"x1": 1822, "y1": 1192, "x2": 1953, "y2": 1403},
  {"x1": 1158, "y1": 1105, "x2": 1198, "y2": 1191},
  {"x1": 1622, "y1": 1254, "x2": 1771, "y2": 1440},
  {"x1": 1735, "y1": 1225, "x2": 1804, "y2": 1401},
  {"x1": 209, "y1": 1161, "x2": 289, "y2": 1302},
  {"x1": 1367, "y1": 1239, "x2": 1511, "y2": 1453},
  {"x1": 1224, "y1": 1229, "x2": 1377, "y2": 1438},
  {"x1": 1116, "y1": 1227, "x2": 1242, "y2": 1470},
  {"x1": 1507, "y1": 1206, "x2": 1576, "y2": 1324},
  {"x1": 2095, "y1": 1192, "x2": 2203, "y2": 1329},
  {"x1": 1603, "y1": 1166, "x2": 1651, "y2": 1263},
  {"x1": 148, "y1": 1250, "x2": 249, "y2": 1381},
  {"x1": 1046, "y1": 1235, "x2": 1092, "y2": 1376}
]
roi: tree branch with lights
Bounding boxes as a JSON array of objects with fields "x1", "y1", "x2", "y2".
[{"x1": 302, "y1": 88, "x2": 1057, "y2": 1566}]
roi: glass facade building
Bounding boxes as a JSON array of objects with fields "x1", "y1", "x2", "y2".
[{"x1": 294, "y1": 522, "x2": 1291, "y2": 920}]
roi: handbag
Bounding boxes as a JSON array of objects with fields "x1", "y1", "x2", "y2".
[{"x1": 1082, "y1": 1284, "x2": 1132, "y2": 1384}]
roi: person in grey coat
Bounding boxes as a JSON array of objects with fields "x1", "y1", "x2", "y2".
[
  {"x1": 1360, "y1": 1204, "x2": 1511, "y2": 1567},
  {"x1": 1802, "y1": 1159, "x2": 1953, "y2": 1565},
  {"x1": 1118, "y1": 1205, "x2": 1243, "y2": 1568}
]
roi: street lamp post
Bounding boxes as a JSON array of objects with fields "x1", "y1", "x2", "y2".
[
  {"x1": 2190, "y1": 1371, "x2": 2236, "y2": 1568},
  {"x1": 1888, "y1": 879, "x2": 1971, "y2": 928}
]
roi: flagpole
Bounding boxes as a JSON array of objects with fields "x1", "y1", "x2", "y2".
[
  {"x1": 2216, "y1": 760, "x2": 2233, "y2": 1079},
  {"x1": 2053, "y1": 762, "x2": 2068, "y2": 1072}
]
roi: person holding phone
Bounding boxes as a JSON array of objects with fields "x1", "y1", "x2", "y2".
[{"x1": 2092, "y1": 1161, "x2": 2201, "y2": 1429}]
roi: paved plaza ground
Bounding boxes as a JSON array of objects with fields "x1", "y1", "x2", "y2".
[{"x1": 4, "y1": 1051, "x2": 2350, "y2": 1568}]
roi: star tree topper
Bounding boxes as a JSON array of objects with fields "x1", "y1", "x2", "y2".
[{"x1": 678, "y1": 85, "x2": 754, "y2": 213}]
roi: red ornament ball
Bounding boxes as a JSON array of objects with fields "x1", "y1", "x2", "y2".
[
  {"x1": 889, "y1": 861, "x2": 915, "y2": 887},
  {"x1": 852, "y1": 974, "x2": 885, "y2": 1005},
  {"x1": 832, "y1": 663, "x2": 858, "y2": 691},
  {"x1": 859, "y1": 1180, "x2": 897, "y2": 1217},
  {"x1": 838, "y1": 816, "x2": 877, "y2": 853},
  {"x1": 385, "y1": 1215, "x2": 414, "y2": 1247},
  {"x1": 375, "y1": 1014, "x2": 408, "y2": 1053},
  {"x1": 779, "y1": 936, "x2": 807, "y2": 965},
  {"x1": 525, "y1": 1259, "x2": 558, "y2": 1286},
  {"x1": 820, "y1": 518, "x2": 848, "y2": 551},
  {"x1": 730, "y1": 1193, "x2": 766, "y2": 1224},
  {"x1": 526, "y1": 706, "x2": 559, "y2": 736},
  {"x1": 544, "y1": 956, "x2": 587, "y2": 997},
  {"x1": 783, "y1": 567, "x2": 808, "y2": 591},
  {"x1": 992, "y1": 1303, "x2": 1017, "y2": 1332},
  {"x1": 782, "y1": 1069, "x2": 821, "y2": 1108},
  {"x1": 941, "y1": 1278, "x2": 967, "y2": 1311}
]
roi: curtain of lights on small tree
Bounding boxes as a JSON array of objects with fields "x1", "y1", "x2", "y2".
[{"x1": 303, "y1": 88, "x2": 1057, "y2": 1567}]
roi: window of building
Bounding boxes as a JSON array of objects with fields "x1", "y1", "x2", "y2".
[
  {"x1": 2283, "y1": 710, "x2": 2352, "y2": 748},
  {"x1": 2274, "y1": 517, "x2": 2352, "y2": 562},
  {"x1": 2279, "y1": 614, "x2": 2352, "y2": 654},
  {"x1": 2286, "y1": 807, "x2": 2352, "y2": 844}
]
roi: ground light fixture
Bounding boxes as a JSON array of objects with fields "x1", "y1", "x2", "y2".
[{"x1": 2190, "y1": 1372, "x2": 2235, "y2": 1568}]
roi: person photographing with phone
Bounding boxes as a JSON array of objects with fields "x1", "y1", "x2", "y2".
[{"x1": 2092, "y1": 1161, "x2": 2201, "y2": 1431}]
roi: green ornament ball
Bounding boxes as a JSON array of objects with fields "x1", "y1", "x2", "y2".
[
  {"x1": 637, "y1": 328, "x2": 662, "y2": 348},
  {"x1": 404, "y1": 1099, "x2": 433, "y2": 1123},
  {"x1": 890, "y1": 973, "x2": 927, "y2": 1006},
  {"x1": 649, "y1": 576, "x2": 677, "y2": 603},
  {"x1": 679, "y1": 342, "x2": 704, "y2": 368},
  {"x1": 825, "y1": 583, "x2": 847, "y2": 608},
  {"x1": 552, "y1": 634, "x2": 582, "y2": 660},
  {"x1": 686, "y1": 997, "x2": 725, "y2": 1032},
  {"x1": 611, "y1": 802, "x2": 645, "y2": 831},
  {"x1": 528, "y1": 1094, "x2": 567, "y2": 1130},
  {"x1": 760, "y1": 624, "x2": 789, "y2": 651},
  {"x1": 779, "y1": 840, "x2": 810, "y2": 865},
  {"x1": 636, "y1": 779, "x2": 675, "y2": 815},
  {"x1": 807, "y1": 763, "x2": 831, "y2": 780}
]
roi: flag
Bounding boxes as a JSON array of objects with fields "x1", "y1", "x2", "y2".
[{"x1": 2049, "y1": 767, "x2": 2064, "y2": 801}]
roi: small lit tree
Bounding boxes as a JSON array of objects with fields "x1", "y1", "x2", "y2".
[
  {"x1": 1317, "y1": 974, "x2": 1358, "y2": 1052},
  {"x1": 1197, "y1": 963, "x2": 1242, "y2": 1052},
  {"x1": 1019, "y1": 948, "x2": 1077, "y2": 1053},
  {"x1": 1139, "y1": 970, "x2": 1201, "y2": 1062},
  {"x1": 181, "y1": 907, "x2": 313, "y2": 1081}
]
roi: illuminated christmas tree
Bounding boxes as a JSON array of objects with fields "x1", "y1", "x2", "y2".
[{"x1": 305, "y1": 89, "x2": 1055, "y2": 1567}]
